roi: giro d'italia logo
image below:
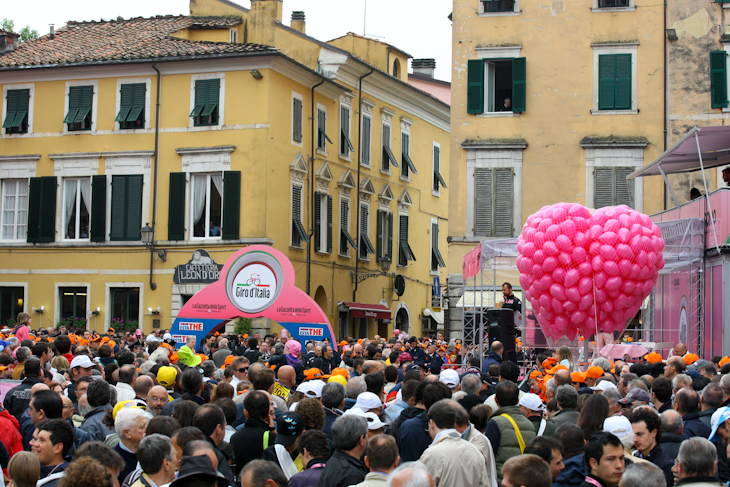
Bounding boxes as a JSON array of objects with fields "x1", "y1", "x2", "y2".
[{"x1": 226, "y1": 252, "x2": 284, "y2": 314}]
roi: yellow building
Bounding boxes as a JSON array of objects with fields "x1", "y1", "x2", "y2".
[
  {"x1": 447, "y1": 0, "x2": 667, "y2": 330},
  {"x1": 0, "y1": 0, "x2": 449, "y2": 339}
]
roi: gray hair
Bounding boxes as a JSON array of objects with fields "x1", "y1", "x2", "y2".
[
  {"x1": 346, "y1": 376, "x2": 367, "y2": 399},
  {"x1": 461, "y1": 374, "x2": 481, "y2": 396},
  {"x1": 321, "y1": 382, "x2": 345, "y2": 409},
  {"x1": 556, "y1": 384, "x2": 578, "y2": 409},
  {"x1": 673, "y1": 374, "x2": 692, "y2": 391},
  {"x1": 602, "y1": 387, "x2": 622, "y2": 409},
  {"x1": 701, "y1": 383, "x2": 724, "y2": 409},
  {"x1": 386, "y1": 461, "x2": 434, "y2": 487},
  {"x1": 115, "y1": 407, "x2": 145, "y2": 437},
  {"x1": 332, "y1": 415, "x2": 367, "y2": 451},
  {"x1": 140, "y1": 361, "x2": 157, "y2": 375},
  {"x1": 138, "y1": 433, "x2": 174, "y2": 475},
  {"x1": 720, "y1": 374, "x2": 730, "y2": 396},
  {"x1": 621, "y1": 461, "x2": 666, "y2": 487},
  {"x1": 218, "y1": 338, "x2": 228, "y2": 348},
  {"x1": 660, "y1": 410, "x2": 683, "y2": 435},
  {"x1": 274, "y1": 343, "x2": 285, "y2": 355},
  {"x1": 677, "y1": 437, "x2": 717, "y2": 477},
  {"x1": 546, "y1": 378, "x2": 557, "y2": 395},
  {"x1": 6, "y1": 337, "x2": 19, "y2": 350},
  {"x1": 592, "y1": 357, "x2": 611, "y2": 373}
]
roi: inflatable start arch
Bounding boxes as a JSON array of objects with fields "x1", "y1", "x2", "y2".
[{"x1": 170, "y1": 245, "x2": 335, "y2": 347}]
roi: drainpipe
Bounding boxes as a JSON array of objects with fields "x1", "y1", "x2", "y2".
[
  {"x1": 150, "y1": 63, "x2": 162, "y2": 291},
  {"x1": 353, "y1": 68, "x2": 375, "y2": 303},
  {"x1": 663, "y1": 0, "x2": 668, "y2": 210},
  {"x1": 307, "y1": 78, "x2": 325, "y2": 296}
]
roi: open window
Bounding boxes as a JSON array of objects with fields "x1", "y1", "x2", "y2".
[
  {"x1": 191, "y1": 173, "x2": 222, "y2": 238},
  {"x1": 467, "y1": 58, "x2": 526, "y2": 114}
]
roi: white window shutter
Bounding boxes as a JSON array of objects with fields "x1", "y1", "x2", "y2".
[
  {"x1": 474, "y1": 168, "x2": 493, "y2": 236},
  {"x1": 594, "y1": 167, "x2": 614, "y2": 209},
  {"x1": 494, "y1": 167, "x2": 514, "y2": 237}
]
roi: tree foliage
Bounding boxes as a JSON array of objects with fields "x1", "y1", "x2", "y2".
[{"x1": 1, "y1": 18, "x2": 38, "y2": 42}]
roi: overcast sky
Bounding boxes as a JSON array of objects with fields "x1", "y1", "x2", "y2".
[{"x1": 2, "y1": 0, "x2": 452, "y2": 81}]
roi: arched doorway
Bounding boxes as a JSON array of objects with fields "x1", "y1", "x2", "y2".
[
  {"x1": 393, "y1": 59, "x2": 401, "y2": 78},
  {"x1": 395, "y1": 302, "x2": 410, "y2": 336},
  {"x1": 314, "y1": 286, "x2": 328, "y2": 323}
]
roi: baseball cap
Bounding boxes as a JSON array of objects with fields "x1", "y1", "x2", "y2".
[
  {"x1": 331, "y1": 368, "x2": 350, "y2": 379},
  {"x1": 296, "y1": 379, "x2": 325, "y2": 398},
  {"x1": 339, "y1": 340, "x2": 348, "y2": 347},
  {"x1": 439, "y1": 369, "x2": 460, "y2": 389},
  {"x1": 709, "y1": 406, "x2": 730, "y2": 441},
  {"x1": 70, "y1": 355, "x2": 94, "y2": 369},
  {"x1": 618, "y1": 388, "x2": 652, "y2": 405},
  {"x1": 603, "y1": 415, "x2": 634, "y2": 442},
  {"x1": 275, "y1": 412, "x2": 304, "y2": 447},
  {"x1": 398, "y1": 352, "x2": 413, "y2": 364},
  {"x1": 135, "y1": 329, "x2": 143, "y2": 336},
  {"x1": 405, "y1": 364, "x2": 421, "y2": 373},
  {"x1": 112, "y1": 400, "x2": 143, "y2": 421},
  {"x1": 518, "y1": 393, "x2": 546, "y2": 412},
  {"x1": 354, "y1": 392, "x2": 382, "y2": 411},
  {"x1": 684, "y1": 353, "x2": 699, "y2": 365},
  {"x1": 590, "y1": 381, "x2": 618, "y2": 392},
  {"x1": 328, "y1": 375, "x2": 347, "y2": 387},
  {"x1": 304, "y1": 368, "x2": 329, "y2": 381},
  {"x1": 222, "y1": 355, "x2": 236, "y2": 369},
  {"x1": 585, "y1": 366, "x2": 604, "y2": 379},
  {"x1": 157, "y1": 366, "x2": 178, "y2": 388},
  {"x1": 644, "y1": 352, "x2": 663, "y2": 364},
  {"x1": 163, "y1": 333, "x2": 172, "y2": 340},
  {"x1": 170, "y1": 455, "x2": 225, "y2": 487},
  {"x1": 571, "y1": 372, "x2": 586, "y2": 384},
  {"x1": 344, "y1": 408, "x2": 385, "y2": 430}
]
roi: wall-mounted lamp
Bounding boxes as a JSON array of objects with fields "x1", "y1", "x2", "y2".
[
  {"x1": 666, "y1": 29, "x2": 678, "y2": 41},
  {"x1": 140, "y1": 223, "x2": 167, "y2": 291},
  {"x1": 91, "y1": 307, "x2": 101, "y2": 316},
  {"x1": 250, "y1": 69, "x2": 263, "y2": 80},
  {"x1": 32, "y1": 306, "x2": 44, "y2": 314},
  {"x1": 148, "y1": 307, "x2": 161, "y2": 315}
]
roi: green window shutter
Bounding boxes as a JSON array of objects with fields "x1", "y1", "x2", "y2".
[
  {"x1": 614, "y1": 167, "x2": 634, "y2": 207},
  {"x1": 362, "y1": 116, "x2": 371, "y2": 165},
  {"x1": 116, "y1": 84, "x2": 133, "y2": 122},
  {"x1": 387, "y1": 212, "x2": 393, "y2": 260},
  {"x1": 467, "y1": 59, "x2": 485, "y2": 114},
  {"x1": 326, "y1": 195, "x2": 333, "y2": 253},
  {"x1": 125, "y1": 175, "x2": 143, "y2": 241},
  {"x1": 35, "y1": 177, "x2": 57, "y2": 243},
  {"x1": 292, "y1": 185, "x2": 302, "y2": 247},
  {"x1": 474, "y1": 168, "x2": 493, "y2": 237},
  {"x1": 27, "y1": 177, "x2": 42, "y2": 242},
  {"x1": 711, "y1": 51, "x2": 729, "y2": 108},
  {"x1": 3, "y1": 89, "x2": 29, "y2": 129},
  {"x1": 110, "y1": 176, "x2": 126, "y2": 241},
  {"x1": 191, "y1": 79, "x2": 207, "y2": 117},
  {"x1": 598, "y1": 55, "x2": 616, "y2": 110},
  {"x1": 222, "y1": 171, "x2": 240, "y2": 240},
  {"x1": 431, "y1": 222, "x2": 445, "y2": 269},
  {"x1": 376, "y1": 210, "x2": 384, "y2": 261},
  {"x1": 512, "y1": 57, "x2": 526, "y2": 113},
  {"x1": 398, "y1": 214, "x2": 415, "y2": 265},
  {"x1": 64, "y1": 87, "x2": 82, "y2": 124},
  {"x1": 381, "y1": 124, "x2": 392, "y2": 171},
  {"x1": 201, "y1": 78, "x2": 220, "y2": 118},
  {"x1": 75, "y1": 86, "x2": 93, "y2": 123},
  {"x1": 3, "y1": 90, "x2": 18, "y2": 128},
  {"x1": 127, "y1": 83, "x2": 146, "y2": 123},
  {"x1": 594, "y1": 167, "x2": 614, "y2": 209},
  {"x1": 433, "y1": 146, "x2": 447, "y2": 190},
  {"x1": 168, "y1": 173, "x2": 186, "y2": 240},
  {"x1": 340, "y1": 106, "x2": 352, "y2": 156},
  {"x1": 494, "y1": 168, "x2": 514, "y2": 237},
  {"x1": 293, "y1": 98, "x2": 303, "y2": 142},
  {"x1": 314, "y1": 192, "x2": 321, "y2": 250},
  {"x1": 90, "y1": 175, "x2": 107, "y2": 242},
  {"x1": 614, "y1": 54, "x2": 632, "y2": 110}
]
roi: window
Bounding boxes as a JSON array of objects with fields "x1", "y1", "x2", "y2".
[
  {"x1": 381, "y1": 123, "x2": 398, "y2": 172},
  {"x1": 64, "y1": 86, "x2": 93, "y2": 131},
  {"x1": 339, "y1": 199, "x2": 357, "y2": 256},
  {"x1": 317, "y1": 108, "x2": 332, "y2": 151},
  {"x1": 191, "y1": 173, "x2": 222, "y2": 238},
  {"x1": 397, "y1": 214, "x2": 415, "y2": 266},
  {"x1": 3, "y1": 89, "x2": 29, "y2": 134},
  {"x1": 110, "y1": 175, "x2": 143, "y2": 241},
  {"x1": 115, "y1": 83, "x2": 146, "y2": 130},
  {"x1": 1, "y1": 179, "x2": 28, "y2": 240},
  {"x1": 433, "y1": 143, "x2": 447, "y2": 194},
  {"x1": 400, "y1": 132, "x2": 418, "y2": 180},
  {"x1": 229, "y1": 28, "x2": 238, "y2": 43},
  {"x1": 481, "y1": 0, "x2": 515, "y2": 12},
  {"x1": 431, "y1": 220, "x2": 446, "y2": 272},
  {"x1": 62, "y1": 178, "x2": 90, "y2": 240},
  {"x1": 393, "y1": 59, "x2": 400, "y2": 78},
  {"x1": 474, "y1": 168, "x2": 514, "y2": 237},
  {"x1": 361, "y1": 115, "x2": 372, "y2": 166},
  {"x1": 0, "y1": 287, "x2": 24, "y2": 326},
  {"x1": 291, "y1": 184, "x2": 309, "y2": 247},
  {"x1": 598, "y1": 0, "x2": 628, "y2": 6},
  {"x1": 711, "y1": 51, "x2": 728, "y2": 109},
  {"x1": 27, "y1": 176, "x2": 57, "y2": 243},
  {"x1": 359, "y1": 204, "x2": 375, "y2": 260},
  {"x1": 594, "y1": 167, "x2": 634, "y2": 208},
  {"x1": 376, "y1": 209, "x2": 393, "y2": 264},
  {"x1": 340, "y1": 105, "x2": 354, "y2": 157},
  {"x1": 314, "y1": 191, "x2": 332, "y2": 253},
  {"x1": 467, "y1": 58, "x2": 526, "y2": 113},
  {"x1": 190, "y1": 79, "x2": 220, "y2": 126},
  {"x1": 292, "y1": 95, "x2": 303, "y2": 143},
  {"x1": 598, "y1": 54, "x2": 631, "y2": 110},
  {"x1": 111, "y1": 287, "x2": 139, "y2": 325},
  {"x1": 59, "y1": 287, "x2": 87, "y2": 320}
]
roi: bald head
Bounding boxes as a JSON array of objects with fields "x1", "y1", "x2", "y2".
[
  {"x1": 661, "y1": 409, "x2": 683, "y2": 435},
  {"x1": 134, "y1": 375, "x2": 154, "y2": 397},
  {"x1": 61, "y1": 395, "x2": 74, "y2": 421},
  {"x1": 554, "y1": 369, "x2": 572, "y2": 386},
  {"x1": 278, "y1": 365, "x2": 296, "y2": 388},
  {"x1": 388, "y1": 464, "x2": 435, "y2": 487},
  {"x1": 147, "y1": 385, "x2": 169, "y2": 416},
  {"x1": 31, "y1": 383, "x2": 50, "y2": 395},
  {"x1": 674, "y1": 343, "x2": 687, "y2": 356},
  {"x1": 353, "y1": 344, "x2": 363, "y2": 355}
]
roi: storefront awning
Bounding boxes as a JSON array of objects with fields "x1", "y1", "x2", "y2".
[
  {"x1": 423, "y1": 308, "x2": 444, "y2": 324},
  {"x1": 342, "y1": 302, "x2": 391, "y2": 320}
]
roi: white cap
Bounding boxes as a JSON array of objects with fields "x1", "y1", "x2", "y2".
[
  {"x1": 343, "y1": 408, "x2": 386, "y2": 430},
  {"x1": 70, "y1": 355, "x2": 94, "y2": 369},
  {"x1": 518, "y1": 393, "x2": 546, "y2": 412},
  {"x1": 354, "y1": 392, "x2": 382, "y2": 411},
  {"x1": 163, "y1": 333, "x2": 172, "y2": 340},
  {"x1": 296, "y1": 379, "x2": 325, "y2": 398},
  {"x1": 439, "y1": 369, "x2": 460, "y2": 389},
  {"x1": 603, "y1": 415, "x2": 633, "y2": 441},
  {"x1": 590, "y1": 381, "x2": 618, "y2": 392}
]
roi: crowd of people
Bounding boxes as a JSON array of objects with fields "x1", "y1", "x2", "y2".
[{"x1": 0, "y1": 312, "x2": 727, "y2": 487}]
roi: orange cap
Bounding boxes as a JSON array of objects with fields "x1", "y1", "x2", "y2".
[
  {"x1": 644, "y1": 352, "x2": 663, "y2": 364},
  {"x1": 243, "y1": 334, "x2": 249, "y2": 338},
  {"x1": 339, "y1": 340, "x2": 348, "y2": 347},
  {"x1": 197, "y1": 353, "x2": 208, "y2": 362},
  {"x1": 546, "y1": 364, "x2": 568, "y2": 375},
  {"x1": 684, "y1": 353, "x2": 699, "y2": 365},
  {"x1": 541, "y1": 357, "x2": 557, "y2": 370},
  {"x1": 358, "y1": 339, "x2": 363, "y2": 345},
  {"x1": 304, "y1": 368, "x2": 329, "y2": 380},
  {"x1": 571, "y1": 371, "x2": 586, "y2": 383},
  {"x1": 586, "y1": 366, "x2": 604, "y2": 379},
  {"x1": 223, "y1": 355, "x2": 236, "y2": 368},
  {"x1": 331, "y1": 367, "x2": 350, "y2": 379},
  {"x1": 169, "y1": 353, "x2": 179, "y2": 364},
  {"x1": 720, "y1": 357, "x2": 730, "y2": 367},
  {"x1": 529, "y1": 370, "x2": 543, "y2": 380}
]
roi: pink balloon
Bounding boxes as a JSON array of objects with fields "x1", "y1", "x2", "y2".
[
  {"x1": 561, "y1": 219, "x2": 577, "y2": 239},
  {"x1": 534, "y1": 250, "x2": 546, "y2": 264},
  {"x1": 578, "y1": 277, "x2": 593, "y2": 295},
  {"x1": 603, "y1": 261, "x2": 619, "y2": 276},
  {"x1": 546, "y1": 224, "x2": 560, "y2": 242},
  {"x1": 578, "y1": 262, "x2": 593, "y2": 277},
  {"x1": 564, "y1": 269, "x2": 581, "y2": 288},
  {"x1": 550, "y1": 283, "x2": 567, "y2": 301},
  {"x1": 572, "y1": 247, "x2": 587, "y2": 265},
  {"x1": 544, "y1": 241, "x2": 559, "y2": 256},
  {"x1": 605, "y1": 276, "x2": 622, "y2": 292},
  {"x1": 598, "y1": 231, "x2": 619, "y2": 246},
  {"x1": 552, "y1": 268, "x2": 566, "y2": 284},
  {"x1": 618, "y1": 259, "x2": 632, "y2": 278},
  {"x1": 600, "y1": 245, "x2": 619, "y2": 262},
  {"x1": 579, "y1": 294, "x2": 594, "y2": 311},
  {"x1": 618, "y1": 227, "x2": 631, "y2": 244},
  {"x1": 571, "y1": 310, "x2": 587, "y2": 324},
  {"x1": 564, "y1": 300, "x2": 578, "y2": 312},
  {"x1": 532, "y1": 264, "x2": 544, "y2": 279},
  {"x1": 543, "y1": 256, "x2": 559, "y2": 273},
  {"x1": 594, "y1": 271, "x2": 608, "y2": 289},
  {"x1": 556, "y1": 234, "x2": 572, "y2": 252},
  {"x1": 521, "y1": 241, "x2": 536, "y2": 257},
  {"x1": 558, "y1": 252, "x2": 572, "y2": 267},
  {"x1": 616, "y1": 244, "x2": 633, "y2": 260},
  {"x1": 565, "y1": 286, "x2": 581, "y2": 302}
]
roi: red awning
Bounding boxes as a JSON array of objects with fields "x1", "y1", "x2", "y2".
[{"x1": 342, "y1": 302, "x2": 392, "y2": 320}]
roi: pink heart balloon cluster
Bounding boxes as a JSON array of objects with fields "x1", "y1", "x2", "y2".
[{"x1": 517, "y1": 203, "x2": 665, "y2": 341}]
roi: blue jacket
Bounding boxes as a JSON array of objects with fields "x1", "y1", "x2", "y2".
[
  {"x1": 553, "y1": 453, "x2": 586, "y2": 487},
  {"x1": 482, "y1": 352, "x2": 503, "y2": 373},
  {"x1": 289, "y1": 459, "x2": 327, "y2": 487},
  {"x1": 682, "y1": 411, "x2": 711, "y2": 440},
  {"x1": 397, "y1": 410, "x2": 430, "y2": 463}
]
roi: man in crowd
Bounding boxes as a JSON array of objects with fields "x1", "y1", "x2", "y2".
[
  {"x1": 482, "y1": 341, "x2": 503, "y2": 373},
  {"x1": 240, "y1": 460, "x2": 288, "y2": 487},
  {"x1": 553, "y1": 423, "x2": 587, "y2": 487},
  {"x1": 318, "y1": 415, "x2": 368, "y2": 487},
  {"x1": 620, "y1": 463, "x2": 667, "y2": 487},
  {"x1": 145, "y1": 385, "x2": 169, "y2": 420},
  {"x1": 582, "y1": 432, "x2": 625, "y2": 487},
  {"x1": 675, "y1": 388, "x2": 711, "y2": 439},
  {"x1": 524, "y1": 436, "x2": 565, "y2": 482},
  {"x1": 193, "y1": 403, "x2": 235, "y2": 485},
  {"x1": 32, "y1": 418, "x2": 74, "y2": 487},
  {"x1": 502, "y1": 454, "x2": 552, "y2": 487},
  {"x1": 115, "y1": 364, "x2": 138, "y2": 403},
  {"x1": 659, "y1": 410, "x2": 683, "y2": 460},
  {"x1": 651, "y1": 377, "x2": 673, "y2": 414},
  {"x1": 629, "y1": 407, "x2": 674, "y2": 486},
  {"x1": 321, "y1": 382, "x2": 345, "y2": 441},
  {"x1": 4, "y1": 356, "x2": 43, "y2": 421},
  {"x1": 398, "y1": 381, "x2": 452, "y2": 462},
  {"x1": 671, "y1": 437, "x2": 722, "y2": 487},
  {"x1": 519, "y1": 393, "x2": 556, "y2": 436},
  {"x1": 289, "y1": 430, "x2": 330, "y2": 487},
  {"x1": 230, "y1": 356, "x2": 250, "y2": 389},
  {"x1": 65, "y1": 355, "x2": 95, "y2": 401},
  {"x1": 553, "y1": 385, "x2": 581, "y2": 426},
  {"x1": 114, "y1": 405, "x2": 147, "y2": 484},
  {"x1": 231, "y1": 390, "x2": 276, "y2": 475}
]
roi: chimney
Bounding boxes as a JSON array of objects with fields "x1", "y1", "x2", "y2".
[
  {"x1": 49, "y1": 24, "x2": 55, "y2": 40},
  {"x1": 0, "y1": 31, "x2": 20, "y2": 54},
  {"x1": 412, "y1": 58, "x2": 436, "y2": 78},
  {"x1": 291, "y1": 11, "x2": 305, "y2": 34},
  {"x1": 249, "y1": 0, "x2": 283, "y2": 47}
]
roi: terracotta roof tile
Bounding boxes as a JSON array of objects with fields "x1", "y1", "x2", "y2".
[{"x1": 0, "y1": 15, "x2": 275, "y2": 68}]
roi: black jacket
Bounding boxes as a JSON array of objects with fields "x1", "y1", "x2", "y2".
[
  {"x1": 322, "y1": 407, "x2": 341, "y2": 442},
  {"x1": 682, "y1": 411, "x2": 711, "y2": 439},
  {"x1": 397, "y1": 409, "x2": 430, "y2": 463},
  {"x1": 230, "y1": 417, "x2": 276, "y2": 475},
  {"x1": 638, "y1": 443, "x2": 674, "y2": 487},
  {"x1": 660, "y1": 432, "x2": 683, "y2": 461},
  {"x1": 3, "y1": 377, "x2": 42, "y2": 422},
  {"x1": 206, "y1": 436, "x2": 235, "y2": 486},
  {"x1": 317, "y1": 450, "x2": 367, "y2": 487}
]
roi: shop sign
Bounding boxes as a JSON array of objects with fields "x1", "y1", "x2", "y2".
[{"x1": 174, "y1": 250, "x2": 223, "y2": 284}]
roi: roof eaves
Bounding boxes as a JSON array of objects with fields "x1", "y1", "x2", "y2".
[
  {"x1": 408, "y1": 72, "x2": 451, "y2": 87},
  {"x1": 275, "y1": 21, "x2": 351, "y2": 57}
]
